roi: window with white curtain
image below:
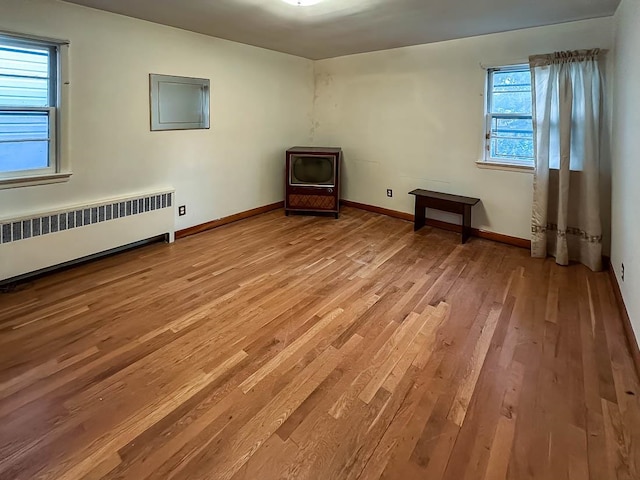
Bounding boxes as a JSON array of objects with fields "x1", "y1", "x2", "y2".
[
  {"x1": 483, "y1": 65, "x2": 534, "y2": 168},
  {"x1": 0, "y1": 34, "x2": 60, "y2": 180}
]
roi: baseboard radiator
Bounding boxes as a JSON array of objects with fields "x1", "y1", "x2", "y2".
[{"x1": 0, "y1": 189, "x2": 175, "y2": 283}]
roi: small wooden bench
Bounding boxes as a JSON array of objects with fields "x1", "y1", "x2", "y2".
[{"x1": 409, "y1": 189, "x2": 480, "y2": 244}]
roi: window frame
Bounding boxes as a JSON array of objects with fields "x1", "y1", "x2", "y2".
[
  {"x1": 0, "y1": 31, "x2": 70, "y2": 189},
  {"x1": 482, "y1": 64, "x2": 535, "y2": 170}
]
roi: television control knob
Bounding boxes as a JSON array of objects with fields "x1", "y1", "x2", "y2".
[{"x1": 328, "y1": 188, "x2": 333, "y2": 193}]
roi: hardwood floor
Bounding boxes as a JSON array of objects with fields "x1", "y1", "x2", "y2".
[{"x1": 0, "y1": 206, "x2": 638, "y2": 480}]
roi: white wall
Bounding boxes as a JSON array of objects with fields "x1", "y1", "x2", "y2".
[
  {"x1": 312, "y1": 18, "x2": 614, "y2": 241},
  {"x1": 0, "y1": 0, "x2": 314, "y2": 230},
  {"x1": 611, "y1": 0, "x2": 640, "y2": 337}
]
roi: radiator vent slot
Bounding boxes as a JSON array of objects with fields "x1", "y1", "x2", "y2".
[{"x1": 1, "y1": 192, "x2": 173, "y2": 244}]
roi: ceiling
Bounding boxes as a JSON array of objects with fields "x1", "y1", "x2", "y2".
[{"x1": 62, "y1": 0, "x2": 620, "y2": 60}]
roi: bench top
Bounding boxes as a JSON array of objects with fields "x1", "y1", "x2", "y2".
[
  {"x1": 287, "y1": 146, "x2": 342, "y2": 154},
  {"x1": 409, "y1": 189, "x2": 480, "y2": 206}
]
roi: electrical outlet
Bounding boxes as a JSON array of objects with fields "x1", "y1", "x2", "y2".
[
  {"x1": 386, "y1": 189, "x2": 393, "y2": 198},
  {"x1": 178, "y1": 205, "x2": 186, "y2": 216},
  {"x1": 622, "y1": 263, "x2": 625, "y2": 282}
]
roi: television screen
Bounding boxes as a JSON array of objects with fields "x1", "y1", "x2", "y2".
[{"x1": 290, "y1": 155, "x2": 335, "y2": 186}]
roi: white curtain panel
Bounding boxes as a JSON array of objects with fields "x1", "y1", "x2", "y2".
[{"x1": 529, "y1": 50, "x2": 605, "y2": 271}]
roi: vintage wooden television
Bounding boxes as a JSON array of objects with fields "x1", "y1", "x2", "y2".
[{"x1": 285, "y1": 147, "x2": 342, "y2": 218}]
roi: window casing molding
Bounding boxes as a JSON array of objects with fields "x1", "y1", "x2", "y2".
[
  {"x1": 475, "y1": 160, "x2": 534, "y2": 173},
  {"x1": 0, "y1": 31, "x2": 70, "y2": 188}
]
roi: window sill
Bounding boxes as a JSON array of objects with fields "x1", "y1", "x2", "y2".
[
  {"x1": 475, "y1": 161, "x2": 534, "y2": 174},
  {"x1": 0, "y1": 172, "x2": 72, "y2": 190}
]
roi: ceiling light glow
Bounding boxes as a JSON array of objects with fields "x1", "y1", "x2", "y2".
[{"x1": 281, "y1": 0, "x2": 323, "y2": 6}]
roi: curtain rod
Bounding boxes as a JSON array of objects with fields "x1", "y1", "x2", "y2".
[{"x1": 479, "y1": 49, "x2": 609, "y2": 70}]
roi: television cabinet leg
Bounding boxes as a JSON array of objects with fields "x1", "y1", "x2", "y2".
[
  {"x1": 334, "y1": 212, "x2": 339, "y2": 219},
  {"x1": 285, "y1": 210, "x2": 290, "y2": 216}
]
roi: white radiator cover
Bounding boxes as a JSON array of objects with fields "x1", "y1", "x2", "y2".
[{"x1": 0, "y1": 189, "x2": 175, "y2": 282}]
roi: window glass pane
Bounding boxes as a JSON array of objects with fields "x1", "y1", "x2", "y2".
[
  {"x1": 490, "y1": 137, "x2": 534, "y2": 161},
  {"x1": 0, "y1": 45, "x2": 50, "y2": 107},
  {"x1": 490, "y1": 69, "x2": 531, "y2": 114},
  {"x1": 0, "y1": 111, "x2": 49, "y2": 141},
  {"x1": 492, "y1": 70, "x2": 530, "y2": 89},
  {"x1": 0, "y1": 110, "x2": 50, "y2": 172},
  {"x1": 491, "y1": 91, "x2": 532, "y2": 114},
  {"x1": 491, "y1": 117, "x2": 533, "y2": 139},
  {"x1": 0, "y1": 76, "x2": 49, "y2": 107},
  {"x1": 0, "y1": 141, "x2": 49, "y2": 172}
]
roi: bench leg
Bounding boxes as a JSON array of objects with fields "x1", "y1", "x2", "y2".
[
  {"x1": 414, "y1": 202, "x2": 426, "y2": 232},
  {"x1": 461, "y1": 205, "x2": 472, "y2": 244}
]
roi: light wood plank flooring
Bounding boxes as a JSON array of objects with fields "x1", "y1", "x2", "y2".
[{"x1": 0, "y1": 207, "x2": 639, "y2": 479}]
